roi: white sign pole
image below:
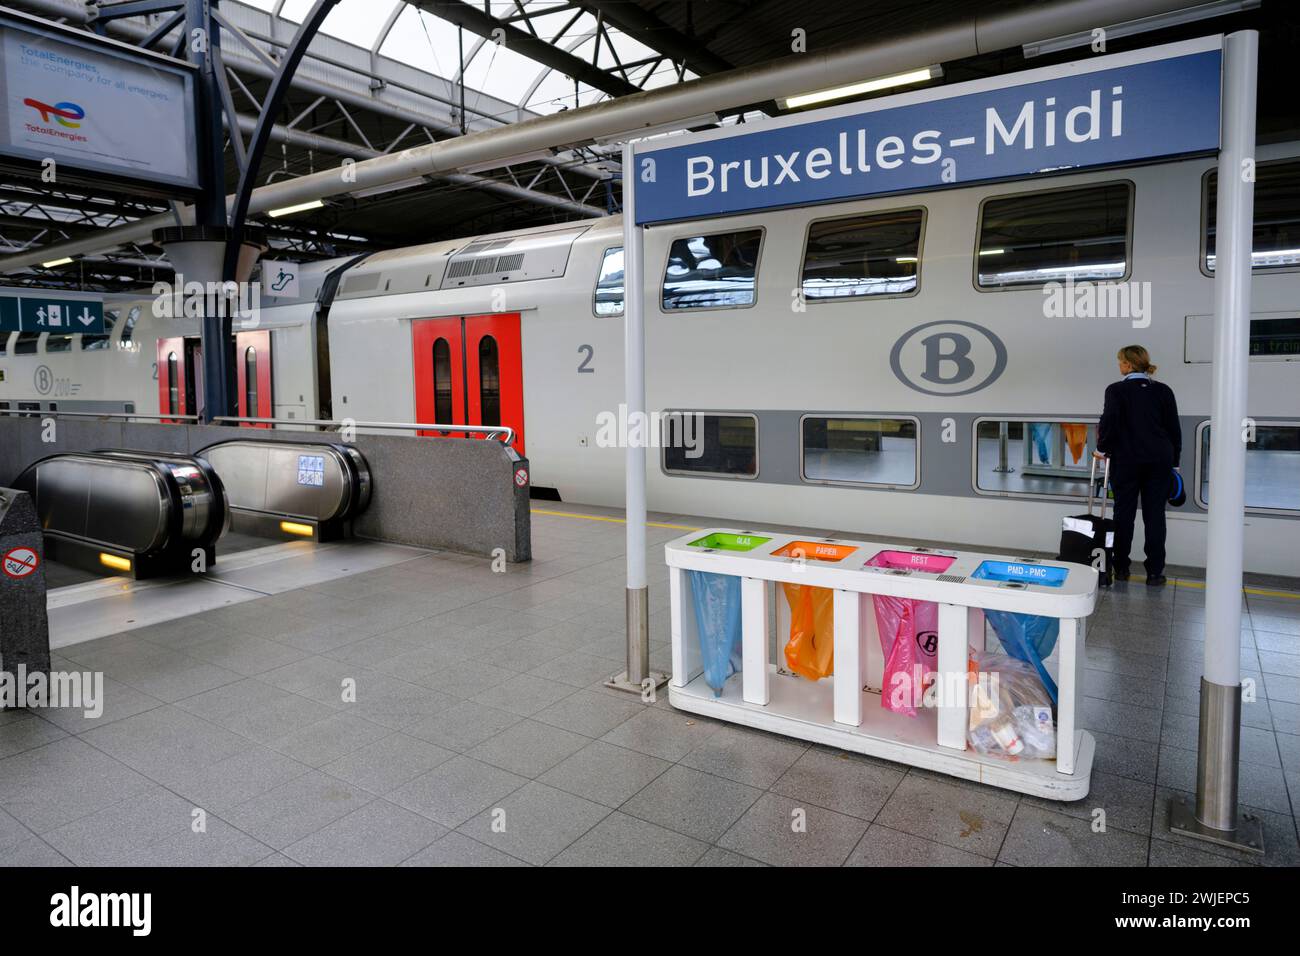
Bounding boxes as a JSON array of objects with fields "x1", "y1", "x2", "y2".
[
  {"x1": 1169, "y1": 29, "x2": 1263, "y2": 854},
  {"x1": 608, "y1": 140, "x2": 656, "y2": 695}
]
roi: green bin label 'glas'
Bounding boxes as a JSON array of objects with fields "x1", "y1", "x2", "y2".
[{"x1": 687, "y1": 532, "x2": 771, "y2": 552}]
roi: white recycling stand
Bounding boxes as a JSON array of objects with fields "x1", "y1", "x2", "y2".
[{"x1": 666, "y1": 529, "x2": 1098, "y2": 801}]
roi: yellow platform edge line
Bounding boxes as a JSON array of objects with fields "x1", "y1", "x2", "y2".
[
  {"x1": 530, "y1": 509, "x2": 1300, "y2": 599},
  {"x1": 530, "y1": 508, "x2": 702, "y2": 531}
]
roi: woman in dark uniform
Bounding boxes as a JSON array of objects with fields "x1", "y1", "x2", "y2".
[{"x1": 1094, "y1": 345, "x2": 1181, "y2": 586}]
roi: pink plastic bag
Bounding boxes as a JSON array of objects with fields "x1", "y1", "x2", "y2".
[{"x1": 866, "y1": 551, "x2": 953, "y2": 717}]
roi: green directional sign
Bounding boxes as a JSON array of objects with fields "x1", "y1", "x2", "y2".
[
  {"x1": 18, "y1": 297, "x2": 104, "y2": 334},
  {"x1": 0, "y1": 294, "x2": 105, "y2": 334},
  {"x1": 0, "y1": 296, "x2": 17, "y2": 333}
]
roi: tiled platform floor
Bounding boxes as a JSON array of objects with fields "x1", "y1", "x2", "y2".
[{"x1": 2, "y1": 505, "x2": 1298, "y2": 867}]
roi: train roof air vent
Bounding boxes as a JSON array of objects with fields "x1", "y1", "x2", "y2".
[{"x1": 439, "y1": 225, "x2": 585, "y2": 290}]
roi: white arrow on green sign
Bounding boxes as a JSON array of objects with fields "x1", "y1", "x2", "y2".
[{"x1": 0, "y1": 295, "x2": 105, "y2": 334}]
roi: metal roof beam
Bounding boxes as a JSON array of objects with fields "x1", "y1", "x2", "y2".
[
  {"x1": 410, "y1": 0, "x2": 640, "y2": 98},
  {"x1": 578, "y1": 0, "x2": 733, "y2": 75}
]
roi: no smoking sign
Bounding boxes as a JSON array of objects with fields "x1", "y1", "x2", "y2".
[{"x1": 2, "y1": 546, "x2": 40, "y2": 579}]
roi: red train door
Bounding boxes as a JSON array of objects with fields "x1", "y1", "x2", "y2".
[
  {"x1": 158, "y1": 336, "x2": 188, "y2": 421},
  {"x1": 235, "y1": 329, "x2": 273, "y2": 427},
  {"x1": 412, "y1": 313, "x2": 524, "y2": 455}
]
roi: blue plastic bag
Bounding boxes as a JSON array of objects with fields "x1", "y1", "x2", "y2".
[
  {"x1": 687, "y1": 570, "x2": 742, "y2": 696},
  {"x1": 983, "y1": 611, "x2": 1060, "y2": 706}
]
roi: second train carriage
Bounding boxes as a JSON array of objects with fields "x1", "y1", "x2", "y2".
[{"x1": 2, "y1": 142, "x2": 1298, "y2": 574}]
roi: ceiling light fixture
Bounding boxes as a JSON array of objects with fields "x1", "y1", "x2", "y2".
[
  {"x1": 266, "y1": 199, "x2": 324, "y2": 218},
  {"x1": 778, "y1": 66, "x2": 942, "y2": 110}
]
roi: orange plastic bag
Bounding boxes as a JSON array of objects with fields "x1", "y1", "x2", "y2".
[
  {"x1": 1061, "y1": 423, "x2": 1089, "y2": 464},
  {"x1": 781, "y1": 582, "x2": 835, "y2": 680}
]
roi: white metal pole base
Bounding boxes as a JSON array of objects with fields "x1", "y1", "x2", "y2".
[{"x1": 1167, "y1": 797, "x2": 1264, "y2": 855}]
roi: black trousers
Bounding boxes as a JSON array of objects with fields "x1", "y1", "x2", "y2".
[{"x1": 1111, "y1": 459, "x2": 1170, "y2": 577}]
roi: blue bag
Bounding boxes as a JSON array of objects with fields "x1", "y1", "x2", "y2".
[
  {"x1": 983, "y1": 611, "x2": 1060, "y2": 706},
  {"x1": 687, "y1": 570, "x2": 743, "y2": 696}
]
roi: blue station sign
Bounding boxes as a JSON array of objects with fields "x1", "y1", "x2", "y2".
[
  {"x1": 0, "y1": 292, "x2": 105, "y2": 334},
  {"x1": 631, "y1": 37, "x2": 1222, "y2": 225}
]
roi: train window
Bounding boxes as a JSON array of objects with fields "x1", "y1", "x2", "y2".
[
  {"x1": 973, "y1": 418, "x2": 1098, "y2": 499},
  {"x1": 82, "y1": 307, "x2": 118, "y2": 350},
  {"x1": 0, "y1": 333, "x2": 9, "y2": 356},
  {"x1": 118, "y1": 306, "x2": 139, "y2": 347},
  {"x1": 1196, "y1": 422, "x2": 1300, "y2": 513},
  {"x1": 432, "y1": 338, "x2": 453, "y2": 423},
  {"x1": 662, "y1": 229, "x2": 763, "y2": 311},
  {"x1": 167, "y1": 352, "x2": 180, "y2": 415},
  {"x1": 244, "y1": 346, "x2": 258, "y2": 417},
  {"x1": 801, "y1": 209, "x2": 924, "y2": 301},
  {"x1": 46, "y1": 333, "x2": 74, "y2": 353},
  {"x1": 594, "y1": 247, "x2": 624, "y2": 317},
  {"x1": 801, "y1": 417, "x2": 920, "y2": 488},
  {"x1": 662, "y1": 413, "x2": 758, "y2": 478},
  {"x1": 478, "y1": 335, "x2": 501, "y2": 427},
  {"x1": 975, "y1": 182, "x2": 1132, "y2": 289},
  {"x1": 14, "y1": 332, "x2": 41, "y2": 355},
  {"x1": 1204, "y1": 159, "x2": 1300, "y2": 273}
]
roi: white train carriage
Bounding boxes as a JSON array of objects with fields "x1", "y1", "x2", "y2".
[{"x1": 3, "y1": 143, "x2": 1297, "y2": 574}]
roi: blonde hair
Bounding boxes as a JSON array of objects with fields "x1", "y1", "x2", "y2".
[{"x1": 1118, "y1": 345, "x2": 1157, "y2": 375}]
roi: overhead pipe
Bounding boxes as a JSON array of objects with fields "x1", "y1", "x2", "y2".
[
  {"x1": 230, "y1": 115, "x2": 607, "y2": 217},
  {"x1": 0, "y1": 0, "x2": 1205, "y2": 272}
]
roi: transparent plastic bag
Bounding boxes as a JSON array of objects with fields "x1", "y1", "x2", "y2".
[
  {"x1": 781, "y1": 582, "x2": 834, "y2": 681},
  {"x1": 983, "y1": 611, "x2": 1060, "y2": 706},
  {"x1": 967, "y1": 651, "x2": 1056, "y2": 760},
  {"x1": 687, "y1": 570, "x2": 742, "y2": 696}
]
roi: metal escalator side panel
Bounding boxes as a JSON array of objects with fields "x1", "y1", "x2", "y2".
[
  {"x1": 20, "y1": 455, "x2": 172, "y2": 555},
  {"x1": 264, "y1": 445, "x2": 350, "y2": 521},
  {"x1": 338, "y1": 445, "x2": 372, "y2": 518},
  {"x1": 92, "y1": 449, "x2": 228, "y2": 547},
  {"x1": 85, "y1": 463, "x2": 172, "y2": 555},
  {"x1": 203, "y1": 442, "x2": 271, "y2": 516},
  {"x1": 200, "y1": 440, "x2": 352, "y2": 523}
]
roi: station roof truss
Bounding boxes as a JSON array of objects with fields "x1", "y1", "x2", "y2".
[{"x1": 0, "y1": 0, "x2": 1292, "y2": 291}]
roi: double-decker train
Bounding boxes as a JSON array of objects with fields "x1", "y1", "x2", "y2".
[{"x1": 3, "y1": 142, "x2": 1298, "y2": 574}]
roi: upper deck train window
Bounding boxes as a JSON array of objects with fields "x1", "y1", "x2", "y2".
[
  {"x1": 45, "y1": 332, "x2": 74, "y2": 353},
  {"x1": 594, "y1": 247, "x2": 624, "y2": 317},
  {"x1": 662, "y1": 229, "x2": 762, "y2": 311},
  {"x1": 801, "y1": 209, "x2": 924, "y2": 301},
  {"x1": 1204, "y1": 159, "x2": 1300, "y2": 273},
  {"x1": 14, "y1": 332, "x2": 41, "y2": 355},
  {"x1": 975, "y1": 182, "x2": 1132, "y2": 289},
  {"x1": 82, "y1": 308, "x2": 119, "y2": 350},
  {"x1": 119, "y1": 306, "x2": 139, "y2": 347}
]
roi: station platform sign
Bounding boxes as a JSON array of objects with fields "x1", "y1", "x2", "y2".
[{"x1": 0, "y1": 293, "x2": 104, "y2": 334}]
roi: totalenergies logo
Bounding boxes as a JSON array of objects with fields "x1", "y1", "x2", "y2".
[{"x1": 23, "y1": 98, "x2": 85, "y2": 128}]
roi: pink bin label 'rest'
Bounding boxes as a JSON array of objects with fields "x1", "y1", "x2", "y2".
[{"x1": 866, "y1": 550, "x2": 955, "y2": 573}]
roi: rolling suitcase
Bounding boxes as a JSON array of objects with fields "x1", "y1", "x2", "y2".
[{"x1": 1057, "y1": 457, "x2": 1115, "y2": 585}]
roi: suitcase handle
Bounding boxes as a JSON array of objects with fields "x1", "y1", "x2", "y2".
[{"x1": 1088, "y1": 455, "x2": 1110, "y2": 521}]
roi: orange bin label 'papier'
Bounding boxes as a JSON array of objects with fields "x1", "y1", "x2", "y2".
[{"x1": 771, "y1": 541, "x2": 857, "y2": 562}]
